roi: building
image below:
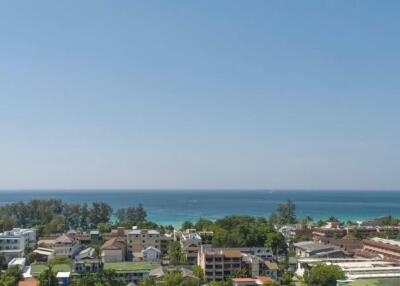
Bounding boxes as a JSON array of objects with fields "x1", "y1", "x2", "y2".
[
  {"x1": 198, "y1": 245, "x2": 243, "y2": 281},
  {"x1": 142, "y1": 246, "x2": 161, "y2": 262},
  {"x1": 53, "y1": 234, "x2": 80, "y2": 259},
  {"x1": 294, "y1": 241, "x2": 345, "y2": 258},
  {"x1": 160, "y1": 233, "x2": 173, "y2": 256},
  {"x1": 232, "y1": 276, "x2": 274, "y2": 286},
  {"x1": 241, "y1": 254, "x2": 278, "y2": 280},
  {"x1": 358, "y1": 238, "x2": 400, "y2": 262},
  {"x1": 8, "y1": 257, "x2": 26, "y2": 270},
  {"x1": 73, "y1": 259, "x2": 102, "y2": 273},
  {"x1": 0, "y1": 228, "x2": 36, "y2": 263},
  {"x1": 316, "y1": 237, "x2": 363, "y2": 257},
  {"x1": 101, "y1": 238, "x2": 126, "y2": 262},
  {"x1": 296, "y1": 257, "x2": 400, "y2": 282},
  {"x1": 103, "y1": 261, "x2": 154, "y2": 284},
  {"x1": 180, "y1": 229, "x2": 202, "y2": 265},
  {"x1": 56, "y1": 272, "x2": 71, "y2": 286},
  {"x1": 18, "y1": 278, "x2": 39, "y2": 286},
  {"x1": 33, "y1": 247, "x2": 55, "y2": 262},
  {"x1": 127, "y1": 229, "x2": 161, "y2": 260},
  {"x1": 75, "y1": 247, "x2": 96, "y2": 260}
]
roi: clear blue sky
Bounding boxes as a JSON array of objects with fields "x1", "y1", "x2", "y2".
[{"x1": 0, "y1": 1, "x2": 399, "y2": 190}]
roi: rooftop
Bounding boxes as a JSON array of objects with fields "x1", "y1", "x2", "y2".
[{"x1": 103, "y1": 262, "x2": 153, "y2": 272}]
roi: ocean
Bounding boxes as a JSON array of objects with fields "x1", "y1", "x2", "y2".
[{"x1": 0, "y1": 190, "x2": 399, "y2": 226}]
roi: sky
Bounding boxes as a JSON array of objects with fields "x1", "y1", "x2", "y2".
[{"x1": 0, "y1": 1, "x2": 399, "y2": 190}]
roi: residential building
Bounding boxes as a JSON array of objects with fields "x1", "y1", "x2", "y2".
[
  {"x1": 180, "y1": 229, "x2": 202, "y2": 265},
  {"x1": 142, "y1": 246, "x2": 161, "y2": 262},
  {"x1": 0, "y1": 228, "x2": 36, "y2": 263},
  {"x1": 56, "y1": 272, "x2": 71, "y2": 286},
  {"x1": 358, "y1": 238, "x2": 400, "y2": 262},
  {"x1": 101, "y1": 238, "x2": 126, "y2": 262},
  {"x1": 73, "y1": 259, "x2": 102, "y2": 273},
  {"x1": 33, "y1": 248, "x2": 55, "y2": 263},
  {"x1": 198, "y1": 245, "x2": 242, "y2": 281},
  {"x1": 160, "y1": 233, "x2": 173, "y2": 256},
  {"x1": 232, "y1": 276, "x2": 274, "y2": 286},
  {"x1": 75, "y1": 247, "x2": 96, "y2": 260},
  {"x1": 103, "y1": 261, "x2": 154, "y2": 284},
  {"x1": 294, "y1": 241, "x2": 345, "y2": 258},
  {"x1": 8, "y1": 257, "x2": 26, "y2": 270},
  {"x1": 53, "y1": 234, "x2": 80, "y2": 259},
  {"x1": 127, "y1": 229, "x2": 161, "y2": 260}
]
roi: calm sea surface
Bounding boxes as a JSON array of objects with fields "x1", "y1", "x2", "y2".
[{"x1": 0, "y1": 190, "x2": 399, "y2": 226}]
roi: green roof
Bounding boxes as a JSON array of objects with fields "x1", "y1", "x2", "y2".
[
  {"x1": 348, "y1": 279, "x2": 400, "y2": 286},
  {"x1": 103, "y1": 262, "x2": 152, "y2": 273},
  {"x1": 31, "y1": 264, "x2": 71, "y2": 277}
]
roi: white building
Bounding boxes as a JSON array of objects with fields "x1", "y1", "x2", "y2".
[
  {"x1": 53, "y1": 233, "x2": 80, "y2": 259},
  {"x1": 142, "y1": 246, "x2": 161, "y2": 262},
  {"x1": 0, "y1": 228, "x2": 36, "y2": 263}
]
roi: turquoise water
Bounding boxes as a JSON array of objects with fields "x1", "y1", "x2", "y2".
[{"x1": 0, "y1": 190, "x2": 399, "y2": 226}]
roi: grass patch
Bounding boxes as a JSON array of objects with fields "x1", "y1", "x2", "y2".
[
  {"x1": 103, "y1": 262, "x2": 152, "y2": 272},
  {"x1": 31, "y1": 264, "x2": 71, "y2": 276},
  {"x1": 349, "y1": 279, "x2": 400, "y2": 286}
]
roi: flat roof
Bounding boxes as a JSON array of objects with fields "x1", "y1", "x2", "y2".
[{"x1": 103, "y1": 262, "x2": 153, "y2": 272}]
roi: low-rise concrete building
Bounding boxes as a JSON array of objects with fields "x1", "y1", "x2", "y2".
[
  {"x1": 127, "y1": 229, "x2": 161, "y2": 260},
  {"x1": 101, "y1": 238, "x2": 126, "y2": 262},
  {"x1": 53, "y1": 234, "x2": 80, "y2": 259},
  {"x1": 294, "y1": 241, "x2": 345, "y2": 258},
  {"x1": 358, "y1": 237, "x2": 400, "y2": 262}
]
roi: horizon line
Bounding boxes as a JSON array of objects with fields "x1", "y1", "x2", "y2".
[{"x1": 0, "y1": 188, "x2": 399, "y2": 193}]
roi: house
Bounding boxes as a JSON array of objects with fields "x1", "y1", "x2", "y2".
[
  {"x1": 101, "y1": 238, "x2": 125, "y2": 262},
  {"x1": 53, "y1": 234, "x2": 80, "y2": 259},
  {"x1": 294, "y1": 241, "x2": 345, "y2": 258},
  {"x1": 90, "y1": 230, "x2": 100, "y2": 242},
  {"x1": 18, "y1": 278, "x2": 39, "y2": 286},
  {"x1": 33, "y1": 248, "x2": 55, "y2": 262},
  {"x1": 142, "y1": 246, "x2": 161, "y2": 262},
  {"x1": 180, "y1": 229, "x2": 202, "y2": 265},
  {"x1": 73, "y1": 259, "x2": 102, "y2": 273},
  {"x1": 8, "y1": 257, "x2": 26, "y2": 270},
  {"x1": 0, "y1": 228, "x2": 36, "y2": 263},
  {"x1": 75, "y1": 247, "x2": 96, "y2": 260},
  {"x1": 56, "y1": 272, "x2": 71, "y2": 286},
  {"x1": 232, "y1": 276, "x2": 274, "y2": 286},
  {"x1": 127, "y1": 229, "x2": 161, "y2": 260},
  {"x1": 241, "y1": 253, "x2": 278, "y2": 279}
]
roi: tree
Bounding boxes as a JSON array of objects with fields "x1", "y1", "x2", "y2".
[
  {"x1": 192, "y1": 265, "x2": 204, "y2": 284},
  {"x1": 0, "y1": 266, "x2": 21, "y2": 286},
  {"x1": 194, "y1": 218, "x2": 213, "y2": 231},
  {"x1": 97, "y1": 222, "x2": 113, "y2": 233},
  {"x1": 276, "y1": 200, "x2": 296, "y2": 225},
  {"x1": 181, "y1": 220, "x2": 194, "y2": 231},
  {"x1": 44, "y1": 215, "x2": 67, "y2": 234},
  {"x1": 79, "y1": 203, "x2": 89, "y2": 230},
  {"x1": 89, "y1": 202, "x2": 113, "y2": 228},
  {"x1": 263, "y1": 282, "x2": 280, "y2": 286},
  {"x1": 265, "y1": 232, "x2": 287, "y2": 256},
  {"x1": 39, "y1": 265, "x2": 57, "y2": 286},
  {"x1": 168, "y1": 241, "x2": 186, "y2": 265},
  {"x1": 281, "y1": 271, "x2": 293, "y2": 286},
  {"x1": 304, "y1": 264, "x2": 345, "y2": 286},
  {"x1": 139, "y1": 278, "x2": 156, "y2": 286}
]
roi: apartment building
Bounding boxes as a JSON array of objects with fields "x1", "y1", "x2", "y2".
[
  {"x1": 358, "y1": 237, "x2": 400, "y2": 262},
  {"x1": 180, "y1": 229, "x2": 202, "y2": 265},
  {"x1": 101, "y1": 237, "x2": 126, "y2": 262},
  {"x1": 0, "y1": 228, "x2": 36, "y2": 263},
  {"x1": 198, "y1": 245, "x2": 243, "y2": 281},
  {"x1": 126, "y1": 229, "x2": 161, "y2": 260}
]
